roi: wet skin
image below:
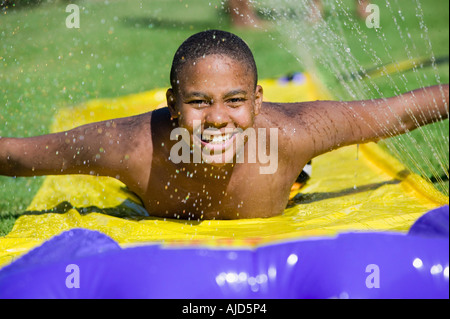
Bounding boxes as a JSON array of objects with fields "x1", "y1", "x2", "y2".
[
  {"x1": 132, "y1": 55, "x2": 315, "y2": 219},
  {"x1": 1, "y1": 55, "x2": 448, "y2": 219}
]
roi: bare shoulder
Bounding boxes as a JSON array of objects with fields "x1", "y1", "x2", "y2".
[
  {"x1": 259, "y1": 100, "x2": 343, "y2": 128},
  {"x1": 75, "y1": 112, "x2": 153, "y2": 161},
  {"x1": 255, "y1": 101, "x2": 319, "y2": 166},
  {"x1": 257, "y1": 101, "x2": 322, "y2": 140},
  {"x1": 66, "y1": 111, "x2": 154, "y2": 186},
  {"x1": 107, "y1": 112, "x2": 153, "y2": 150},
  {"x1": 103, "y1": 112, "x2": 154, "y2": 183},
  {"x1": 257, "y1": 100, "x2": 360, "y2": 160},
  {"x1": 259, "y1": 101, "x2": 319, "y2": 126}
]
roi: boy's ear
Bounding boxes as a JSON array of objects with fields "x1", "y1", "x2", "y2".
[
  {"x1": 166, "y1": 88, "x2": 178, "y2": 119},
  {"x1": 254, "y1": 85, "x2": 263, "y2": 115}
]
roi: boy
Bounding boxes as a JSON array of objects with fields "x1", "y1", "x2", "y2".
[{"x1": 0, "y1": 30, "x2": 448, "y2": 219}]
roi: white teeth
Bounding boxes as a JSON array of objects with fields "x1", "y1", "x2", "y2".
[{"x1": 203, "y1": 133, "x2": 233, "y2": 144}]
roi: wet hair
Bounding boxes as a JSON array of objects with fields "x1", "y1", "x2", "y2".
[{"x1": 170, "y1": 30, "x2": 258, "y2": 91}]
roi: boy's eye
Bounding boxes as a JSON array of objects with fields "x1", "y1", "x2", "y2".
[
  {"x1": 187, "y1": 100, "x2": 208, "y2": 107},
  {"x1": 227, "y1": 98, "x2": 245, "y2": 105}
]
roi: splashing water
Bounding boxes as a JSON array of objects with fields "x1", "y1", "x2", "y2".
[
  {"x1": 249, "y1": 0, "x2": 449, "y2": 195},
  {"x1": 0, "y1": 0, "x2": 447, "y2": 224}
]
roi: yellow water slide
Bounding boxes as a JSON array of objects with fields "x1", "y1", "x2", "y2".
[{"x1": 0, "y1": 74, "x2": 446, "y2": 268}]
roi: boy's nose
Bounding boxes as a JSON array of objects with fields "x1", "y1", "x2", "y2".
[{"x1": 204, "y1": 103, "x2": 230, "y2": 128}]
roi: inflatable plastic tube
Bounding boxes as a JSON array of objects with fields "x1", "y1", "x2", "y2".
[{"x1": 0, "y1": 206, "x2": 448, "y2": 299}]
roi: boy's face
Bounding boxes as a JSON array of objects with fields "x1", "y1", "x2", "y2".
[{"x1": 167, "y1": 54, "x2": 263, "y2": 165}]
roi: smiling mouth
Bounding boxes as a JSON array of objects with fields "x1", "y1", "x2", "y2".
[
  {"x1": 201, "y1": 133, "x2": 235, "y2": 145},
  {"x1": 188, "y1": 128, "x2": 246, "y2": 164}
]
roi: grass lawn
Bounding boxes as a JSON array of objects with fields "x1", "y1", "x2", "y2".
[{"x1": 0, "y1": 0, "x2": 448, "y2": 236}]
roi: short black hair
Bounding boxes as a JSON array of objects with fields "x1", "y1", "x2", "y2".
[{"x1": 170, "y1": 30, "x2": 258, "y2": 91}]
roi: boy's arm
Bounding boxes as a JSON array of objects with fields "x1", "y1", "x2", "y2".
[
  {"x1": 0, "y1": 114, "x2": 150, "y2": 184},
  {"x1": 298, "y1": 84, "x2": 449, "y2": 158}
]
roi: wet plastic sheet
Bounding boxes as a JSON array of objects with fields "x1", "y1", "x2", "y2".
[
  {"x1": 0, "y1": 74, "x2": 447, "y2": 269},
  {"x1": 0, "y1": 205, "x2": 448, "y2": 299}
]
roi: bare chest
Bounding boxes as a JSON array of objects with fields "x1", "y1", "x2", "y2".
[{"x1": 140, "y1": 162, "x2": 296, "y2": 220}]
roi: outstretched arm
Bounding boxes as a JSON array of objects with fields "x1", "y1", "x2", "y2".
[
  {"x1": 0, "y1": 114, "x2": 151, "y2": 184},
  {"x1": 365, "y1": 84, "x2": 449, "y2": 138},
  {"x1": 298, "y1": 84, "x2": 448, "y2": 158}
]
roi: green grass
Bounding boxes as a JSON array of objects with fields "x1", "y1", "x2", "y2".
[
  {"x1": 0, "y1": 0, "x2": 448, "y2": 236},
  {"x1": 0, "y1": 0, "x2": 301, "y2": 235},
  {"x1": 257, "y1": 0, "x2": 449, "y2": 192}
]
